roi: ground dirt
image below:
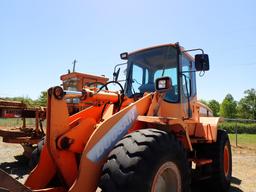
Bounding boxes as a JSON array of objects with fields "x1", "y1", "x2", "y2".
[{"x1": 0, "y1": 137, "x2": 255, "y2": 192}]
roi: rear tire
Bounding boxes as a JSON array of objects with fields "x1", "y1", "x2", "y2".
[
  {"x1": 193, "y1": 130, "x2": 232, "y2": 192},
  {"x1": 99, "y1": 129, "x2": 190, "y2": 192}
]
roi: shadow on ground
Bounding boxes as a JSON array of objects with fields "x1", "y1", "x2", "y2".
[
  {"x1": 0, "y1": 155, "x2": 245, "y2": 192},
  {"x1": 0, "y1": 155, "x2": 30, "y2": 180},
  {"x1": 229, "y1": 186, "x2": 243, "y2": 192},
  {"x1": 229, "y1": 176, "x2": 243, "y2": 192},
  {"x1": 191, "y1": 176, "x2": 243, "y2": 192}
]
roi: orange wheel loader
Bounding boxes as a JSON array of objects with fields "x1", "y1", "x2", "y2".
[{"x1": 0, "y1": 43, "x2": 232, "y2": 192}]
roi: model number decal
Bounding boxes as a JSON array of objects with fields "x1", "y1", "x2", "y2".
[{"x1": 87, "y1": 106, "x2": 138, "y2": 162}]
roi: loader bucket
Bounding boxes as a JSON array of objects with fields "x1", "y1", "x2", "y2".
[{"x1": 0, "y1": 169, "x2": 32, "y2": 192}]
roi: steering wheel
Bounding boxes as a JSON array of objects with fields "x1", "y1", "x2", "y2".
[{"x1": 130, "y1": 92, "x2": 144, "y2": 101}]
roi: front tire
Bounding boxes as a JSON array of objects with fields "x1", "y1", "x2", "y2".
[
  {"x1": 99, "y1": 129, "x2": 190, "y2": 192},
  {"x1": 29, "y1": 137, "x2": 45, "y2": 169}
]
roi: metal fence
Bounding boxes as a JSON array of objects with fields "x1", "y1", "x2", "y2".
[
  {"x1": 224, "y1": 118, "x2": 256, "y2": 147},
  {"x1": 224, "y1": 118, "x2": 256, "y2": 123}
]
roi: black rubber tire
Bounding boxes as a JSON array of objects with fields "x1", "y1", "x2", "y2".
[
  {"x1": 193, "y1": 130, "x2": 232, "y2": 192},
  {"x1": 29, "y1": 137, "x2": 45, "y2": 169},
  {"x1": 99, "y1": 129, "x2": 190, "y2": 192},
  {"x1": 211, "y1": 130, "x2": 232, "y2": 192}
]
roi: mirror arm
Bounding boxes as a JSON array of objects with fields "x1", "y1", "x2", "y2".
[
  {"x1": 182, "y1": 48, "x2": 204, "y2": 54},
  {"x1": 182, "y1": 70, "x2": 196, "y2": 73}
]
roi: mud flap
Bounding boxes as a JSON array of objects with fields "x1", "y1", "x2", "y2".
[{"x1": 0, "y1": 169, "x2": 32, "y2": 192}]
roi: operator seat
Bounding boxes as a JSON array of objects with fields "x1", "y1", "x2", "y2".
[{"x1": 138, "y1": 83, "x2": 155, "y2": 93}]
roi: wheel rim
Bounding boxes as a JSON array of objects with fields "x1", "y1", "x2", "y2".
[
  {"x1": 151, "y1": 162, "x2": 181, "y2": 192},
  {"x1": 223, "y1": 142, "x2": 230, "y2": 177}
]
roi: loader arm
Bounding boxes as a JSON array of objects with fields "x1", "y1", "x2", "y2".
[
  {"x1": 23, "y1": 86, "x2": 152, "y2": 192},
  {"x1": 70, "y1": 93, "x2": 152, "y2": 192}
]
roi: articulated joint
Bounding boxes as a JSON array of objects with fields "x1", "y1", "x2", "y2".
[
  {"x1": 48, "y1": 86, "x2": 65, "y2": 100},
  {"x1": 58, "y1": 136, "x2": 74, "y2": 150}
]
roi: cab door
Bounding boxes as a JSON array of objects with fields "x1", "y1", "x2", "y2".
[{"x1": 180, "y1": 54, "x2": 196, "y2": 119}]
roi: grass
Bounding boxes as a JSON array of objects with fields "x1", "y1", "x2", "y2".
[
  {"x1": 229, "y1": 134, "x2": 256, "y2": 149},
  {"x1": 0, "y1": 118, "x2": 36, "y2": 128},
  {"x1": 1, "y1": 119, "x2": 255, "y2": 148}
]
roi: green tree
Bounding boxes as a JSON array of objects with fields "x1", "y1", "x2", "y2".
[
  {"x1": 220, "y1": 94, "x2": 237, "y2": 118},
  {"x1": 237, "y1": 89, "x2": 256, "y2": 120},
  {"x1": 208, "y1": 99, "x2": 220, "y2": 116},
  {"x1": 35, "y1": 91, "x2": 47, "y2": 106}
]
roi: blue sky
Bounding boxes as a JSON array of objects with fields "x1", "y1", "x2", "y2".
[{"x1": 0, "y1": 0, "x2": 255, "y2": 102}]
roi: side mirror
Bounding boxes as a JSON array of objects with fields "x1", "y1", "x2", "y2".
[
  {"x1": 113, "y1": 68, "x2": 120, "y2": 82},
  {"x1": 195, "y1": 54, "x2": 209, "y2": 71},
  {"x1": 155, "y1": 77, "x2": 172, "y2": 93}
]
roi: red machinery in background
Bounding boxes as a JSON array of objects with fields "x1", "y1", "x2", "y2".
[{"x1": 0, "y1": 70, "x2": 108, "y2": 156}]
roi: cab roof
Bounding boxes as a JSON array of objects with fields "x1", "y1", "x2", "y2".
[{"x1": 128, "y1": 43, "x2": 194, "y2": 61}]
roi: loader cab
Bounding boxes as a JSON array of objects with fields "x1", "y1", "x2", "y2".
[
  {"x1": 123, "y1": 44, "x2": 208, "y2": 118},
  {"x1": 123, "y1": 44, "x2": 197, "y2": 102},
  {"x1": 124, "y1": 45, "x2": 179, "y2": 102}
]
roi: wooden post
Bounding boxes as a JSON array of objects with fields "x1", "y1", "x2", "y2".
[
  {"x1": 22, "y1": 118, "x2": 26, "y2": 129},
  {"x1": 235, "y1": 122, "x2": 238, "y2": 147},
  {"x1": 35, "y1": 108, "x2": 39, "y2": 133}
]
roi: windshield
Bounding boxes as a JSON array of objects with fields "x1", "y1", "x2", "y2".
[
  {"x1": 125, "y1": 45, "x2": 179, "y2": 102},
  {"x1": 63, "y1": 78, "x2": 80, "y2": 91}
]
